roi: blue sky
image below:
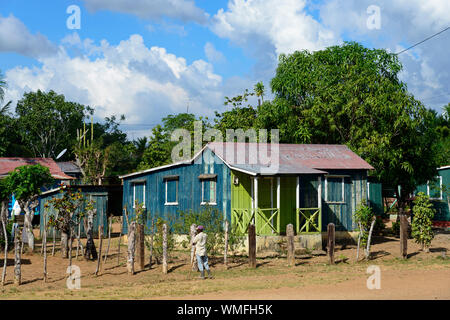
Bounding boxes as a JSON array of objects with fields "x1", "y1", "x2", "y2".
[{"x1": 1, "y1": 0, "x2": 449, "y2": 139}]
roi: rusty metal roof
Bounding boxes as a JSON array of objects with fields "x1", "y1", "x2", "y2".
[
  {"x1": 207, "y1": 142, "x2": 373, "y2": 175},
  {"x1": 0, "y1": 157, "x2": 74, "y2": 180}
]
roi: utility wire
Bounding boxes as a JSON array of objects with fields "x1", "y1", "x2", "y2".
[{"x1": 395, "y1": 26, "x2": 450, "y2": 55}]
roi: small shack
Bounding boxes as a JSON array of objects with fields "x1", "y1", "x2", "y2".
[
  {"x1": 119, "y1": 143, "x2": 381, "y2": 247},
  {"x1": 39, "y1": 185, "x2": 123, "y2": 237}
]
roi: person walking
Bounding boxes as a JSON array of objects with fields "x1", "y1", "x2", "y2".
[{"x1": 192, "y1": 225, "x2": 213, "y2": 279}]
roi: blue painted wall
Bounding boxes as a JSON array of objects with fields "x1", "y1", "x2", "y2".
[{"x1": 122, "y1": 148, "x2": 231, "y2": 234}]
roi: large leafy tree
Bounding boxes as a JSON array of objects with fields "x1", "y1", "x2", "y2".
[
  {"x1": 15, "y1": 90, "x2": 89, "y2": 158},
  {"x1": 139, "y1": 113, "x2": 211, "y2": 170},
  {"x1": 268, "y1": 42, "x2": 441, "y2": 258},
  {"x1": 6, "y1": 164, "x2": 53, "y2": 251},
  {"x1": 138, "y1": 125, "x2": 171, "y2": 170}
]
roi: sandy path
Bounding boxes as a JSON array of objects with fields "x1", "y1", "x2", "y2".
[{"x1": 165, "y1": 268, "x2": 450, "y2": 300}]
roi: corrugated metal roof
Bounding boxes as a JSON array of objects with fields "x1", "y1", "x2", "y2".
[
  {"x1": 56, "y1": 161, "x2": 81, "y2": 173},
  {"x1": 207, "y1": 142, "x2": 374, "y2": 173},
  {"x1": 119, "y1": 142, "x2": 374, "y2": 179},
  {"x1": 0, "y1": 157, "x2": 74, "y2": 180}
]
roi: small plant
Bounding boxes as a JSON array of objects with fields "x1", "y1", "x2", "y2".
[
  {"x1": 391, "y1": 220, "x2": 400, "y2": 236},
  {"x1": 147, "y1": 217, "x2": 175, "y2": 264},
  {"x1": 354, "y1": 201, "x2": 376, "y2": 260},
  {"x1": 173, "y1": 206, "x2": 244, "y2": 256},
  {"x1": 373, "y1": 216, "x2": 385, "y2": 235},
  {"x1": 411, "y1": 192, "x2": 435, "y2": 252}
]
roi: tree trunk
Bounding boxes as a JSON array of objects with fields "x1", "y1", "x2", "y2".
[
  {"x1": 84, "y1": 210, "x2": 97, "y2": 260},
  {"x1": 356, "y1": 222, "x2": 362, "y2": 262},
  {"x1": 137, "y1": 223, "x2": 145, "y2": 270},
  {"x1": 76, "y1": 221, "x2": 82, "y2": 259},
  {"x1": 117, "y1": 217, "x2": 122, "y2": 266},
  {"x1": 162, "y1": 223, "x2": 168, "y2": 274},
  {"x1": 286, "y1": 224, "x2": 295, "y2": 266},
  {"x1": 127, "y1": 221, "x2": 136, "y2": 275},
  {"x1": 224, "y1": 220, "x2": 229, "y2": 269},
  {"x1": 23, "y1": 208, "x2": 34, "y2": 252},
  {"x1": 14, "y1": 227, "x2": 21, "y2": 285},
  {"x1": 60, "y1": 230, "x2": 69, "y2": 258},
  {"x1": 327, "y1": 223, "x2": 335, "y2": 265},
  {"x1": 68, "y1": 230, "x2": 74, "y2": 275},
  {"x1": 103, "y1": 216, "x2": 112, "y2": 265},
  {"x1": 248, "y1": 224, "x2": 256, "y2": 268},
  {"x1": 399, "y1": 203, "x2": 408, "y2": 259},
  {"x1": 1, "y1": 202, "x2": 8, "y2": 285},
  {"x1": 43, "y1": 214, "x2": 48, "y2": 283},
  {"x1": 52, "y1": 224, "x2": 56, "y2": 256},
  {"x1": 149, "y1": 233, "x2": 154, "y2": 269},
  {"x1": 189, "y1": 224, "x2": 197, "y2": 271},
  {"x1": 365, "y1": 218, "x2": 376, "y2": 260},
  {"x1": 95, "y1": 225, "x2": 103, "y2": 276}
]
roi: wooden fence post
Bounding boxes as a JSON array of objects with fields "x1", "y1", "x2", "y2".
[
  {"x1": 162, "y1": 223, "x2": 168, "y2": 274},
  {"x1": 14, "y1": 227, "x2": 21, "y2": 285},
  {"x1": 286, "y1": 224, "x2": 295, "y2": 266},
  {"x1": 400, "y1": 211, "x2": 408, "y2": 259},
  {"x1": 95, "y1": 225, "x2": 103, "y2": 276},
  {"x1": 43, "y1": 214, "x2": 47, "y2": 283},
  {"x1": 248, "y1": 224, "x2": 256, "y2": 268},
  {"x1": 327, "y1": 223, "x2": 335, "y2": 265},
  {"x1": 103, "y1": 216, "x2": 112, "y2": 265},
  {"x1": 1, "y1": 212, "x2": 8, "y2": 285},
  {"x1": 190, "y1": 224, "x2": 197, "y2": 271},
  {"x1": 224, "y1": 220, "x2": 229, "y2": 269},
  {"x1": 137, "y1": 223, "x2": 145, "y2": 270},
  {"x1": 117, "y1": 216, "x2": 123, "y2": 266},
  {"x1": 126, "y1": 221, "x2": 136, "y2": 275}
]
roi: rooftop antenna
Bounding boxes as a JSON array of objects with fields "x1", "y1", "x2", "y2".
[{"x1": 56, "y1": 148, "x2": 67, "y2": 160}]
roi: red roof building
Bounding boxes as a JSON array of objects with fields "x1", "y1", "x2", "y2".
[{"x1": 0, "y1": 158, "x2": 74, "y2": 180}]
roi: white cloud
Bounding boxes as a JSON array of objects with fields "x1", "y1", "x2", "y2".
[
  {"x1": 204, "y1": 42, "x2": 225, "y2": 63},
  {"x1": 0, "y1": 14, "x2": 57, "y2": 58},
  {"x1": 4, "y1": 34, "x2": 226, "y2": 137},
  {"x1": 210, "y1": 0, "x2": 449, "y2": 112},
  {"x1": 318, "y1": 0, "x2": 450, "y2": 111},
  {"x1": 210, "y1": 0, "x2": 338, "y2": 81},
  {"x1": 82, "y1": 0, "x2": 209, "y2": 24}
]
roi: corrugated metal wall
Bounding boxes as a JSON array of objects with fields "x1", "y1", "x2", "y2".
[
  {"x1": 122, "y1": 148, "x2": 231, "y2": 234},
  {"x1": 39, "y1": 187, "x2": 116, "y2": 238}
]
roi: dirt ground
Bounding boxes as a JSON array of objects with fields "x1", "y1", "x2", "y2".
[{"x1": 0, "y1": 223, "x2": 449, "y2": 300}]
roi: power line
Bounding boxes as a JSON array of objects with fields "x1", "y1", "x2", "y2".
[{"x1": 395, "y1": 26, "x2": 450, "y2": 55}]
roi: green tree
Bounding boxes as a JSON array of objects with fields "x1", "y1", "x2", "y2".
[
  {"x1": 269, "y1": 42, "x2": 441, "y2": 258},
  {"x1": 254, "y1": 81, "x2": 265, "y2": 107},
  {"x1": 6, "y1": 164, "x2": 53, "y2": 251},
  {"x1": 214, "y1": 106, "x2": 257, "y2": 139},
  {"x1": 15, "y1": 90, "x2": 90, "y2": 158},
  {"x1": 411, "y1": 192, "x2": 435, "y2": 252},
  {"x1": 139, "y1": 113, "x2": 211, "y2": 170},
  {"x1": 434, "y1": 103, "x2": 450, "y2": 166},
  {"x1": 47, "y1": 187, "x2": 87, "y2": 258},
  {"x1": 139, "y1": 125, "x2": 171, "y2": 170}
]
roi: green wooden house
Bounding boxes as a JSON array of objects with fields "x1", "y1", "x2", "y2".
[
  {"x1": 415, "y1": 165, "x2": 450, "y2": 227},
  {"x1": 120, "y1": 142, "x2": 379, "y2": 236}
]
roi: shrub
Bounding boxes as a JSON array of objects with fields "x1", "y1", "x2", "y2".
[
  {"x1": 391, "y1": 220, "x2": 400, "y2": 236},
  {"x1": 0, "y1": 220, "x2": 13, "y2": 249},
  {"x1": 353, "y1": 201, "x2": 374, "y2": 247},
  {"x1": 173, "y1": 206, "x2": 244, "y2": 256},
  {"x1": 373, "y1": 216, "x2": 385, "y2": 235},
  {"x1": 146, "y1": 217, "x2": 175, "y2": 263},
  {"x1": 411, "y1": 192, "x2": 435, "y2": 251}
]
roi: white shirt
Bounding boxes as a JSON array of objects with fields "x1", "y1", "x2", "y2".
[
  {"x1": 13, "y1": 200, "x2": 21, "y2": 215},
  {"x1": 192, "y1": 232, "x2": 207, "y2": 256}
]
